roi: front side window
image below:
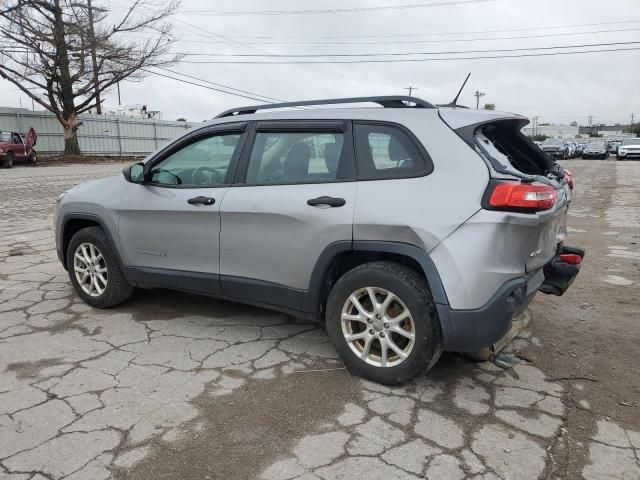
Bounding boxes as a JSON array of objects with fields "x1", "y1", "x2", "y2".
[
  {"x1": 246, "y1": 131, "x2": 347, "y2": 184},
  {"x1": 150, "y1": 133, "x2": 240, "y2": 187},
  {"x1": 354, "y1": 124, "x2": 427, "y2": 180}
]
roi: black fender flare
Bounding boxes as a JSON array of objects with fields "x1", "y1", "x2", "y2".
[
  {"x1": 302, "y1": 240, "x2": 449, "y2": 314},
  {"x1": 59, "y1": 213, "x2": 125, "y2": 270}
]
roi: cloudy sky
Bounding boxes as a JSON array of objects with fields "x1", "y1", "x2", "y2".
[{"x1": 1, "y1": 0, "x2": 639, "y2": 125}]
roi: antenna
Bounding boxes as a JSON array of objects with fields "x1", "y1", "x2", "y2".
[
  {"x1": 438, "y1": 73, "x2": 471, "y2": 108},
  {"x1": 451, "y1": 73, "x2": 471, "y2": 106}
]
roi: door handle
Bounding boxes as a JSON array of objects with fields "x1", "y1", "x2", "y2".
[
  {"x1": 188, "y1": 196, "x2": 215, "y2": 206},
  {"x1": 307, "y1": 196, "x2": 346, "y2": 208}
]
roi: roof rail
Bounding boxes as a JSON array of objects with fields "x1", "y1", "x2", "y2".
[{"x1": 215, "y1": 95, "x2": 435, "y2": 118}]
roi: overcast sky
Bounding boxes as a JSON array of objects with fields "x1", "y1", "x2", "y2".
[{"x1": 1, "y1": 0, "x2": 638, "y2": 125}]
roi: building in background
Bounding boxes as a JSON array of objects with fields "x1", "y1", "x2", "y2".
[
  {"x1": 521, "y1": 124, "x2": 579, "y2": 139},
  {"x1": 105, "y1": 104, "x2": 163, "y2": 120}
]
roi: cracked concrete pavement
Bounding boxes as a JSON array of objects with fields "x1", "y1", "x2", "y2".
[{"x1": 1, "y1": 161, "x2": 639, "y2": 479}]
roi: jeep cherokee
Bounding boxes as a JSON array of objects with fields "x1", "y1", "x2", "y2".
[{"x1": 55, "y1": 96, "x2": 584, "y2": 385}]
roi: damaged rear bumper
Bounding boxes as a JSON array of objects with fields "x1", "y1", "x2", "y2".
[
  {"x1": 439, "y1": 243, "x2": 584, "y2": 353},
  {"x1": 538, "y1": 244, "x2": 585, "y2": 296}
]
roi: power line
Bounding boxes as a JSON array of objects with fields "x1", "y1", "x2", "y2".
[
  {"x1": 232, "y1": 27, "x2": 640, "y2": 46},
  {"x1": 173, "y1": 41, "x2": 640, "y2": 58},
  {"x1": 177, "y1": 46, "x2": 640, "y2": 64},
  {"x1": 179, "y1": 0, "x2": 497, "y2": 16},
  {"x1": 173, "y1": 19, "x2": 640, "y2": 39},
  {"x1": 154, "y1": 67, "x2": 285, "y2": 102},
  {"x1": 142, "y1": 69, "x2": 280, "y2": 103}
]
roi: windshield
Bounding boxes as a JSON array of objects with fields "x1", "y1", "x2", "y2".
[
  {"x1": 588, "y1": 143, "x2": 604, "y2": 148},
  {"x1": 622, "y1": 138, "x2": 640, "y2": 145},
  {"x1": 0, "y1": 132, "x2": 11, "y2": 142},
  {"x1": 543, "y1": 140, "x2": 563, "y2": 146}
]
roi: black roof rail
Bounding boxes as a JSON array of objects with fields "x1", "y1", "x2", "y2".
[{"x1": 215, "y1": 95, "x2": 435, "y2": 118}]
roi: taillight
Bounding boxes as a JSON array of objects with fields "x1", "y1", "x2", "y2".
[
  {"x1": 563, "y1": 169, "x2": 574, "y2": 190},
  {"x1": 559, "y1": 253, "x2": 582, "y2": 265},
  {"x1": 486, "y1": 181, "x2": 557, "y2": 212}
]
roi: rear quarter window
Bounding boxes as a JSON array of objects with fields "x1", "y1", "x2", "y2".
[{"x1": 354, "y1": 123, "x2": 431, "y2": 180}]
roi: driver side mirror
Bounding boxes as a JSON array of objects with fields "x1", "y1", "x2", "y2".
[{"x1": 123, "y1": 162, "x2": 146, "y2": 183}]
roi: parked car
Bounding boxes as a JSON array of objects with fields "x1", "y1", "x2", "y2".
[
  {"x1": 0, "y1": 127, "x2": 37, "y2": 168},
  {"x1": 566, "y1": 142, "x2": 579, "y2": 158},
  {"x1": 608, "y1": 140, "x2": 621, "y2": 154},
  {"x1": 54, "y1": 96, "x2": 583, "y2": 384},
  {"x1": 540, "y1": 139, "x2": 568, "y2": 159},
  {"x1": 582, "y1": 142, "x2": 608, "y2": 160},
  {"x1": 617, "y1": 137, "x2": 640, "y2": 160}
]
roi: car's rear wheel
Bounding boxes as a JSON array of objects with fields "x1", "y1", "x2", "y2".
[
  {"x1": 67, "y1": 226, "x2": 133, "y2": 308},
  {"x1": 28, "y1": 150, "x2": 37, "y2": 164},
  {"x1": 326, "y1": 261, "x2": 442, "y2": 385},
  {"x1": 2, "y1": 151, "x2": 14, "y2": 168}
]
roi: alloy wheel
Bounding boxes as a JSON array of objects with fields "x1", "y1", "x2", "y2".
[
  {"x1": 73, "y1": 242, "x2": 108, "y2": 297},
  {"x1": 341, "y1": 287, "x2": 416, "y2": 367}
]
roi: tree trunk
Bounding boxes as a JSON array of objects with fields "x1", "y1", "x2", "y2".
[{"x1": 62, "y1": 113, "x2": 81, "y2": 156}]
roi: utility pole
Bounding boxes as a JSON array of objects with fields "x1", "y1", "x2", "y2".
[
  {"x1": 404, "y1": 86, "x2": 418, "y2": 97},
  {"x1": 474, "y1": 90, "x2": 485, "y2": 109},
  {"x1": 631, "y1": 113, "x2": 635, "y2": 126},
  {"x1": 532, "y1": 115, "x2": 540, "y2": 136},
  {"x1": 86, "y1": 0, "x2": 102, "y2": 114},
  {"x1": 117, "y1": 81, "x2": 121, "y2": 106},
  {"x1": 588, "y1": 115, "x2": 593, "y2": 135}
]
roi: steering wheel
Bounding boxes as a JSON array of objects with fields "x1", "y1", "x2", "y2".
[
  {"x1": 192, "y1": 166, "x2": 225, "y2": 186},
  {"x1": 152, "y1": 168, "x2": 181, "y2": 185}
]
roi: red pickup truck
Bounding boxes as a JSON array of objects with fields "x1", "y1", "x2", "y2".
[{"x1": 0, "y1": 127, "x2": 37, "y2": 168}]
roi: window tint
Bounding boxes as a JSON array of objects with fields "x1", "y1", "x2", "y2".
[
  {"x1": 354, "y1": 124, "x2": 426, "y2": 180},
  {"x1": 246, "y1": 131, "x2": 347, "y2": 184},
  {"x1": 150, "y1": 133, "x2": 240, "y2": 187}
]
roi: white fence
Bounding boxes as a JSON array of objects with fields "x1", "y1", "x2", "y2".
[{"x1": 0, "y1": 107, "x2": 196, "y2": 156}]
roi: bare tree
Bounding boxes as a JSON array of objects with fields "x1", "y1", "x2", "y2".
[{"x1": 0, "y1": 0, "x2": 181, "y2": 155}]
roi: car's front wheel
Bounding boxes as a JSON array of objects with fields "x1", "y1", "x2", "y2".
[
  {"x1": 326, "y1": 261, "x2": 442, "y2": 385},
  {"x1": 2, "y1": 151, "x2": 14, "y2": 168},
  {"x1": 67, "y1": 226, "x2": 133, "y2": 308}
]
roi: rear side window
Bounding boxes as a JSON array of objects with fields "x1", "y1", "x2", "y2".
[
  {"x1": 354, "y1": 123, "x2": 428, "y2": 180},
  {"x1": 245, "y1": 131, "x2": 350, "y2": 184}
]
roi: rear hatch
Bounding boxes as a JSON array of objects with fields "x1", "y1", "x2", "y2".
[{"x1": 440, "y1": 110, "x2": 572, "y2": 272}]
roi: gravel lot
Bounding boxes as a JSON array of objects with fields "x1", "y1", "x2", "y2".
[{"x1": 1, "y1": 160, "x2": 639, "y2": 480}]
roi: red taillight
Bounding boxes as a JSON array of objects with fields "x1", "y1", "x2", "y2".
[
  {"x1": 487, "y1": 182, "x2": 557, "y2": 212},
  {"x1": 563, "y1": 169, "x2": 574, "y2": 190},
  {"x1": 559, "y1": 253, "x2": 582, "y2": 265}
]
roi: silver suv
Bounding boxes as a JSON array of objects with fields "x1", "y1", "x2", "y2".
[{"x1": 55, "y1": 96, "x2": 584, "y2": 384}]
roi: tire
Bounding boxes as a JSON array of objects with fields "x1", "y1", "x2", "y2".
[
  {"x1": 66, "y1": 226, "x2": 133, "y2": 308},
  {"x1": 325, "y1": 261, "x2": 442, "y2": 385},
  {"x1": 3, "y1": 151, "x2": 14, "y2": 168},
  {"x1": 28, "y1": 150, "x2": 37, "y2": 164}
]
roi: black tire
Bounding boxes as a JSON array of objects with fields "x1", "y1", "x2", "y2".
[
  {"x1": 325, "y1": 261, "x2": 442, "y2": 385},
  {"x1": 28, "y1": 150, "x2": 37, "y2": 164},
  {"x1": 3, "y1": 151, "x2": 14, "y2": 168},
  {"x1": 66, "y1": 226, "x2": 133, "y2": 308}
]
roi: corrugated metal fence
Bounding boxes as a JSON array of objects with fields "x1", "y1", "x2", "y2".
[{"x1": 0, "y1": 107, "x2": 196, "y2": 156}]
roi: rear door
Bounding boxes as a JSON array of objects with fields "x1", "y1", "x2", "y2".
[
  {"x1": 117, "y1": 123, "x2": 248, "y2": 294},
  {"x1": 218, "y1": 120, "x2": 357, "y2": 310}
]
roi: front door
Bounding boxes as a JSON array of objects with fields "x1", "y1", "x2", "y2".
[
  {"x1": 117, "y1": 125, "x2": 247, "y2": 294},
  {"x1": 219, "y1": 120, "x2": 357, "y2": 310}
]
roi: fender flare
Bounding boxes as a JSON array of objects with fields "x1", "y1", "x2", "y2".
[
  {"x1": 302, "y1": 240, "x2": 449, "y2": 314},
  {"x1": 59, "y1": 213, "x2": 125, "y2": 269}
]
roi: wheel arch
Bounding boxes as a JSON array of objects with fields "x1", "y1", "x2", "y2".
[
  {"x1": 305, "y1": 240, "x2": 449, "y2": 320},
  {"x1": 60, "y1": 213, "x2": 124, "y2": 270}
]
